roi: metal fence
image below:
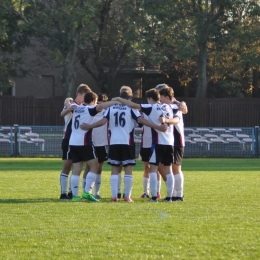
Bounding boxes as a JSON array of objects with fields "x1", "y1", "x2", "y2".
[{"x1": 0, "y1": 125, "x2": 259, "y2": 158}]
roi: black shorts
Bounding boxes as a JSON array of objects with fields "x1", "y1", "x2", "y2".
[
  {"x1": 95, "y1": 146, "x2": 108, "y2": 163},
  {"x1": 173, "y1": 146, "x2": 184, "y2": 165},
  {"x1": 140, "y1": 147, "x2": 152, "y2": 162},
  {"x1": 62, "y1": 138, "x2": 72, "y2": 160},
  {"x1": 149, "y1": 144, "x2": 174, "y2": 166},
  {"x1": 108, "y1": 145, "x2": 136, "y2": 167},
  {"x1": 70, "y1": 145, "x2": 97, "y2": 164}
]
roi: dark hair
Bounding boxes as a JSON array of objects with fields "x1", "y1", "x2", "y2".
[
  {"x1": 145, "y1": 88, "x2": 160, "y2": 102},
  {"x1": 159, "y1": 87, "x2": 174, "y2": 99},
  {"x1": 84, "y1": 91, "x2": 98, "y2": 104},
  {"x1": 98, "y1": 93, "x2": 108, "y2": 102},
  {"x1": 76, "y1": 84, "x2": 91, "y2": 94}
]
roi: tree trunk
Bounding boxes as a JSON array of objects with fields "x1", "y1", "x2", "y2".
[
  {"x1": 195, "y1": 41, "x2": 207, "y2": 126},
  {"x1": 60, "y1": 29, "x2": 80, "y2": 97}
]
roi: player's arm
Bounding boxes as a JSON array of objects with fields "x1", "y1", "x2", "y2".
[
  {"x1": 95, "y1": 100, "x2": 121, "y2": 112},
  {"x1": 112, "y1": 97, "x2": 141, "y2": 110},
  {"x1": 64, "y1": 98, "x2": 73, "y2": 108},
  {"x1": 160, "y1": 115, "x2": 179, "y2": 125},
  {"x1": 173, "y1": 99, "x2": 188, "y2": 114},
  {"x1": 80, "y1": 118, "x2": 108, "y2": 131},
  {"x1": 179, "y1": 101, "x2": 188, "y2": 114},
  {"x1": 60, "y1": 103, "x2": 77, "y2": 117},
  {"x1": 137, "y1": 117, "x2": 168, "y2": 132}
]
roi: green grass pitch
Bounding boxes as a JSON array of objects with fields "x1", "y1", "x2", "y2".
[{"x1": 0, "y1": 158, "x2": 259, "y2": 259}]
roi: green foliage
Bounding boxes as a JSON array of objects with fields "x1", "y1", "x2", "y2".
[
  {"x1": 1, "y1": 0, "x2": 260, "y2": 98},
  {"x1": 0, "y1": 158, "x2": 259, "y2": 259},
  {"x1": 0, "y1": 0, "x2": 32, "y2": 91}
]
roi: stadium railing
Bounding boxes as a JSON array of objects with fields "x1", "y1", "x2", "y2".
[{"x1": 0, "y1": 125, "x2": 259, "y2": 158}]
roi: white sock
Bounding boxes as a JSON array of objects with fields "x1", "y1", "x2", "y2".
[
  {"x1": 60, "y1": 173, "x2": 68, "y2": 194},
  {"x1": 110, "y1": 175, "x2": 118, "y2": 198},
  {"x1": 124, "y1": 175, "x2": 133, "y2": 199},
  {"x1": 166, "y1": 173, "x2": 174, "y2": 198},
  {"x1": 173, "y1": 172, "x2": 184, "y2": 197},
  {"x1": 157, "y1": 179, "x2": 161, "y2": 195},
  {"x1": 118, "y1": 172, "x2": 122, "y2": 194},
  {"x1": 150, "y1": 172, "x2": 158, "y2": 197},
  {"x1": 82, "y1": 178, "x2": 86, "y2": 193},
  {"x1": 84, "y1": 172, "x2": 97, "y2": 193},
  {"x1": 68, "y1": 174, "x2": 72, "y2": 194},
  {"x1": 94, "y1": 174, "x2": 101, "y2": 196},
  {"x1": 143, "y1": 177, "x2": 149, "y2": 195},
  {"x1": 70, "y1": 175, "x2": 80, "y2": 197}
]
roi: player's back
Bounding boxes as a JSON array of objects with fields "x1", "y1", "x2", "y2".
[
  {"x1": 63, "y1": 100, "x2": 78, "y2": 139},
  {"x1": 69, "y1": 104, "x2": 97, "y2": 146},
  {"x1": 141, "y1": 103, "x2": 174, "y2": 145},
  {"x1": 105, "y1": 104, "x2": 140, "y2": 145},
  {"x1": 142, "y1": 113, "x2": 152, "y2": 148},
  {"x1": 93, "y1": 109, "x2": 108, "y2": 146}
]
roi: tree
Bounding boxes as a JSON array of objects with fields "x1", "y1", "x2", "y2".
[
  {"x1": 0, "y1": 0, "x2": 31, "y2": 92},
  {"x1": 78, "y1": 0, "x2": 143, "y2": 94},
  {"x1": 142, "y1": 0, "x2": 260, "y2": 125},
  {"x1": 31, "y1": 0, "x2": 97, "y2": 97}
]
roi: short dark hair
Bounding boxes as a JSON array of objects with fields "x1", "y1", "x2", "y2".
[
  {"x1": 76, "y1": 84, "x2": 91, "y2": 94},
  {"x1": 84, "y1": 91, "x2": 98, "y2": 104},
  {"x1": 145, "y1": 88, "x2": 160, "y2": 102},
  {"x1": 98, "y1": 93, "x2": 108, "y2": 102},
  {"x1": 159, "y1": 87, "x2": 174, "y2": 99}
]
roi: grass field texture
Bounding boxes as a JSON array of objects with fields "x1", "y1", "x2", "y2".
[{"x1": 0, "y1": 158, "x2": 259, "y2": 259}]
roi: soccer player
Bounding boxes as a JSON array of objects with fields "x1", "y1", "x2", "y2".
[
  {"x1": 159, "y1": 85, "x2": 187, "y2": 201},
  {"x1": 69, "y1": 91, "x2": 120, "y2": 202},
  {"x1": 139, "y1": 113, "x2": 162, "y2": 199},
  {"x1": 80, "y1": 93, "x2": 109, "y2": 199},
  {"x1": 81, "y1": 86, "x2": 168, "y2": 202},
  {"x1": 59, "y1": 84, "x2": 91, "y2": 200},
  {"x1": 113, "y1": 88, "x2": 180, "y2": 202}
]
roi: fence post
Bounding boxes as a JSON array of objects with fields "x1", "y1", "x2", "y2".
[
  {"x1": 255, "y1": 126, "x2": 259, "y2": 158},
  {"x1": 13, "y1": 124, "x2": 19, "y2": 157}
]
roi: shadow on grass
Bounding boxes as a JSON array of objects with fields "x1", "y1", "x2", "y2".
[
  {"x1": 0, "y1": 198, "x2": 155, "y2": 204},
  {"x1": 0, "y1": 198, "x2": 67, "y2": 204}
]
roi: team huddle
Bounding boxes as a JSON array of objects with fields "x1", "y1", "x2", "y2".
[{"x1": 59, "y1": 83, "x2": 187, "y2": 202}]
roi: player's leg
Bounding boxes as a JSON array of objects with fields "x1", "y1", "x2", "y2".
[
  {"x1": 84, "y1": 158, "x2": 99, "y2": 192},
  {"x1": 121, "y1": 145, "x2": 136, "y2": 202},
  {"x1": 93, "y1": 146, "x2": 107, "y2": 198},
  {"x1": 108, "y1": 145, "x2": 121, "y2": 201},
  {"x1": 157, "y1": 162, "x2": 167, "y2": 198},
  {"x1": 162, "y1": 146, "x2": 175, "y2": 202},
  {"x1": 59, "y1": 139, "x2": 73, "y2": 199},
  {"x1": 94, "y1": 162, "x2": 103, "y2": 198},
  {"x1": 141, "y1": 161, "x2": 150, "y2": 198},
  {"x1": 163, "y1": 165, "x2": 174, "y2": 202},
  {"x1": 117, "y1": 164, "x2": 123, "y2": 198},
  {"x1": 70, "y1": 161, "x2": 84, "y2": 200},
  {"x1": 172, "y1": 147, "x2": 184, "y2": 201},
  {"x1": 110, "y1": 165, "x2": 121, "y2": 201},
  {"x1": 123, "y1": 165, "x2": 134, "y2": 202},
  {"x1": 82, "y1": 164, "x2": 90, "y2": 193},
  {"x1": 140, "y1": 147, "x2": 151, "y2": 198},
  {"x1": 156, "y1": 172, "x2": 162, "y2": 199},
  {"x1": 149, "y1": 164, "x2": 159, "y2": 201},
  {"x1": 82, "y1": 157, "x2": 99, "y2": 202},
  {"x1": 60, "y1": 159, "x2": 73, "y2": 199},
  {"x1": 148, "y1": 144, "x2": 162, "y2": 202}
]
